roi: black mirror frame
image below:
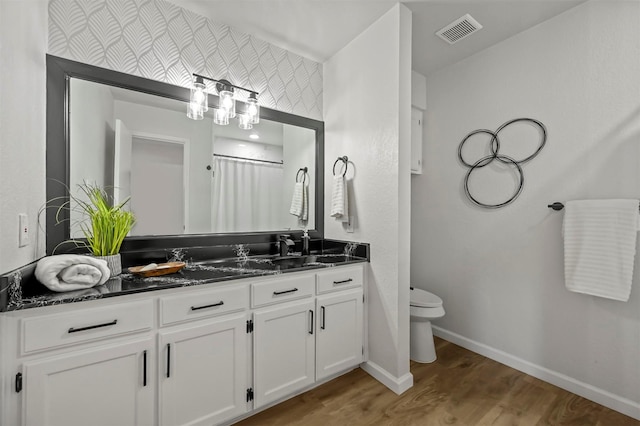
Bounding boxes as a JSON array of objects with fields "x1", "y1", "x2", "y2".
[{"x1": 46, "y1": 54, "x2": 324, "y2": 254}]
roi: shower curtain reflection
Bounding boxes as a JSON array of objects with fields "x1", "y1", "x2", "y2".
[{"x1": 211, "y1": 157, "x2": 285, "y2": 232}]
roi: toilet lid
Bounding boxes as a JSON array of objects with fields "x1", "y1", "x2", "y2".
[{"x1": 410, "y1": 287, "x2": 443, "y2": 308}]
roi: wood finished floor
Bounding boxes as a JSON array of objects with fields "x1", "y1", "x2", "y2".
[{"x1": 236, "y1": 337, "x2": 639, "y2": 426}]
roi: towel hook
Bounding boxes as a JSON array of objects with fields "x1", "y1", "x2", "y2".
[
  {"x1": 548, "y1": 202, "x2": 564, "y2": 211},
  {"x1": 548, "y1": 201, "x2": 640, "y2": 212},
  {"x1": 296, "y1": 167, "x2": 308, "y2": 184},
  {"x1": 333, "y1": 156, "x2": 348, "y2": 177}
]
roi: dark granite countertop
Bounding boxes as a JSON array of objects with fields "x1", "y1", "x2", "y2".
[{"x1": 0, "y1": 240, "x2": 369, "y2": 312}]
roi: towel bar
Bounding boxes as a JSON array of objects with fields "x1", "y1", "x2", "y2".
[
  {"x1": 548, "y1": 201, "x2": 640, "y2": 211},
  {"x1": 548, "y1": 202, "x2": 564, "y2": 211}
]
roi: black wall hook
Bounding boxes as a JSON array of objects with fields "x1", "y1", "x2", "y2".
[
  {"x1": 296, "y1": 167, "x2": 308, "y2": 184},
  {"x1": 548, "y1": 202, "x2": 564, "y2": 211}
]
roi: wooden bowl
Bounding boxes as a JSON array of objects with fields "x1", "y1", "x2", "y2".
[{"x1": 128, "y1": 261, "x2": 186, "y2": 278}]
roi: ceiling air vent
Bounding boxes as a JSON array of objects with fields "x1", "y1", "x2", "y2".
[{"x1": 436, "y1": 14, "x2": 483, "y2": 45}]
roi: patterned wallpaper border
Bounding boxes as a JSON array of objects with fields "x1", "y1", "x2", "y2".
[{"x1": 48, "y1": 0, "x2": 323, "y2": 119}]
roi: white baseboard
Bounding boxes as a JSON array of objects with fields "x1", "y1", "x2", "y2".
[
  {"x1": 432, "y1": 325, "x2": 640, "y2": 421},
  {"x1": 361, "y1": 361, "x2": 413, "y2": 395}
]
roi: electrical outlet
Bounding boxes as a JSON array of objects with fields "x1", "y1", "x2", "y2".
[{"x1": 18, "y1": 213, "x2": 29, "y2": 247}]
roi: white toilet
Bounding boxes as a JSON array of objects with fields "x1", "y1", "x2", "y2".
[{"x1": 410, "y1": 287, "x2": 445, "y2": 363}]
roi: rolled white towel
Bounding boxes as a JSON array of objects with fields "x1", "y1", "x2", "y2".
[{"x1": 35, "y1": 255, "x2": 111, "y2": 292}]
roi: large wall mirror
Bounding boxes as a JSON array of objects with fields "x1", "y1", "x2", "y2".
[{"x1": 46, "y1": 55, "x2": 324, "y2": 254}]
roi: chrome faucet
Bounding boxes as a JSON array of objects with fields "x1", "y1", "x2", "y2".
[{"x1": 278, "y1": 234, "x2": 295, "y2": 257}]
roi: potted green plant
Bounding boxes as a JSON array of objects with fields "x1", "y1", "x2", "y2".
[{"x1": 71, "y1": 183, "x2": 136, "y2": 276}]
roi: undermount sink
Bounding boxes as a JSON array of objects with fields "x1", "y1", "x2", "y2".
[
  {"x1": 260, "y1": 253, "x2": 354, "y2": 267},
  {"x1": 193, "y1": 253, "x2": 355, "y2": 271}
]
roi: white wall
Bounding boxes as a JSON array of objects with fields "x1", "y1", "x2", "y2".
[
  {"x1": 411, "y1": 70, "x2": 426, "y2": 111},
  {"x1": 48, "y1": 0, "x2": 323, "y2": 120},
  {"x1": 412, "y1": 1, "x2": 640, "y2": 418},
  {"x1": 282, "y1": 125, "x2": 316, "y2": 231},
  {"x1": 324, "y1": 4, "x2": 413, "y2": 392},
  {"x1": 214, "y1": 138, "x2": 283, "y2": 164},
  {"x1": 114, "y1": 100, "x2": 212, "y2": 234},
  {"x1": 70, "y1": 79, "x2": 115, "y2": 191},
  {"x1": 0, "y1": 1, "x2": 48, "y2": 273},
  {"x1": 2, "y1": 0, "x2": 322, "y2": 273},
  {"x1": 69, "y1": 79, "x2": 115, "y2": 237}
]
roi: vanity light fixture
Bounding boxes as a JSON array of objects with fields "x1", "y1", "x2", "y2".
[{"x1": 187, "y1": 73, "x2": 260, "y2": 130}]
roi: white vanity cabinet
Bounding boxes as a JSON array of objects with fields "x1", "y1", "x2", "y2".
[
  {"x1": 22, "y1": 338, "x2": 155, "y2": 426},
  {"x1": 252, "y1": 265, "x2": 365, "y2": 408},
  {"x1": 0, "y1": 262, "x2": 367, "y2": 426},
  {"x1": 315, "y1": 266, "x2": 364, "y2": 381},
  {"x1": 11, "y1": 299, "x2": 156, "y2": 426},
  {"x1": 158, "y1": 314, "x2": 248, "y2": 426},
  {"x1": 251, "y1": 273, "x2": 316, "y2": 408},
  {"x1": 157, "y1": 285, "x2": 250, "y2": 426}
]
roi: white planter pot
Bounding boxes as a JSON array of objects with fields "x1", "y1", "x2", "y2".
[{"x1": 95, "y1": 253, "x2": 122, "y2": 277}]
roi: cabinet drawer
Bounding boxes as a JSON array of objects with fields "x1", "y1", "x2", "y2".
[
  {"x1": 21, "y1": 299, "x2": 153, "y2": 355},
  {"x1": 316, "y1": 265, "x2": 364, "y2": 294},
  {"x1": 160, "y1": 284, "x2": 249, "y2": 326},
  {"x1": 252, "y1": 274, "x2": 315, "y2": 308}
]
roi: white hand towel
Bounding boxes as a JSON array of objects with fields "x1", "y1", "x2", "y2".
[
  {"x1": 300, "y1": 183, "x2": 308, "y2": 222},
  {"x1": 330, "y1": 175, "x2": 344, "y2": 217},
  {"x1": 563, "y1": 199, "x2": 638, "y2": 301},
  {"x1": 35, "y1": 255, "x2": 111, "y2": 292},
  {"x1": 330, "y1": 175, "x2": 349, "y2": 222},
  {"x1": 290, "y1": 182, "x2": 304, "y2": 217},
  {"x1": 340, "y1": 178, "x2": 349, "y2": 223}
]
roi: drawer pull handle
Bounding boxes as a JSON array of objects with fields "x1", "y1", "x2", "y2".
[
  {"x1": 309, "y1": 310, "x2": 314, "y2": 335},
  {"x1": 166, "y1": 344, "x2": 171, "y2": 378},
  {"x1": 68, "y1": 319, "x2": 117, "y2": 333},
  {"x1": 321, "y1": 306, "x2": 326, "y2": 330},
  {"x1": 143, "y1": 350, "x2": 148, "y2": 387},
  {"x1": 15, "y1": 372, "x2": 22, "y2": 393},
  {"x1": 273, "y1": 288, "x2": 298, "y2": 296},
  {"x1": 333, "y1": 278, "x2": 353, "y2": 285},
  {"x1": 191, "y1": 301, "x2": 224, "y2": 311}
]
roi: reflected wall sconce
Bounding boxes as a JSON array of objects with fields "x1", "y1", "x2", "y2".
[{"x1": 187, "y1": 73, "x2": 260, "y2": 129}]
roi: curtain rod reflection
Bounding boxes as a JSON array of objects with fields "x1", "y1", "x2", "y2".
[{"x1": 213, "y1": 153, "x2": 283, "y2": 165}]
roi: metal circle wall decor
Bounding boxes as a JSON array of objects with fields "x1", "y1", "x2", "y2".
[{"x1": 458, "y1": 118, "x2": 547, "y2": 209}]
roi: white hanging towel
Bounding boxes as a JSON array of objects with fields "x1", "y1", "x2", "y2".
[
  {"x1": 300, "y1": 183, "x2": 308, "y2": 221},
  {"x1": 290, "y1": 181, "x2": 308, "y2": 221},
  {"x1": 289, "y1": 182, "x2": 304, "y2": 218},
  {"x1": 563, "y1": 199, "x2": 639, "y2": 301},
  {"x1": 330, "y1": 175, "x2": 349, "y2": 223}
]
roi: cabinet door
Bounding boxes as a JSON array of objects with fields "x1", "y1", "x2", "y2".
[
  {"x1": 22, "y1": 338, "x2": 154, "y2": 426},
  {"x1": 253, "y1": 300, "x2": 315, "y2": 408},
  {"x1": 316, "y1": 289, "x2": 364, "y2": 381},
  {"x1": 158, "y1": 313, "x2": 248, "y2": 426},
  {"x1": 411, "y1": 107, "x2": 423, "y2": 174}
]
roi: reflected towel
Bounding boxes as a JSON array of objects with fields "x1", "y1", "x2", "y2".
[
  {"x1": 563, "y1": 199, "x2": 639, "y2": 301},
  {"x1": 330, "y1": 175, "x2": 349, "y2": 223},
  {"x1": 35, "y1": 255, "x2": 111, "y2": 292},
  {"x1": 290, "y1": 182, "x2": 307, "y2": 220},
  {"x1": 300, "y1": 183, "x2": 308, "y2": 222}
]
